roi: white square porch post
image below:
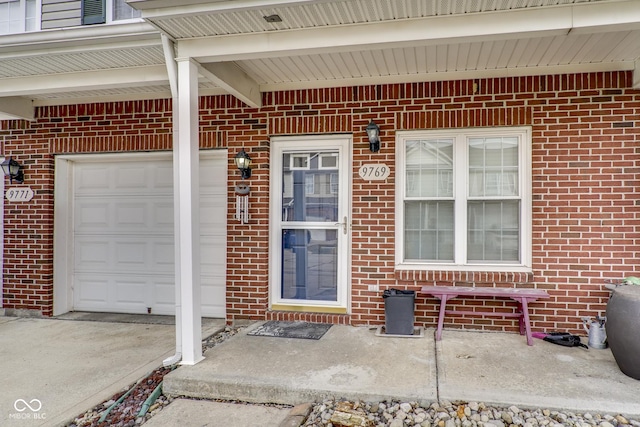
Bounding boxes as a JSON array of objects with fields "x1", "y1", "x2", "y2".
[{"x1": 175, "y1": 57, "x2": 203, "y2": 365}]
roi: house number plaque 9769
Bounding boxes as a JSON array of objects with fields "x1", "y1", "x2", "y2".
[
  {"x1": 358, "y1": 163, "x2": 390, "y2": 181},
  {"x1": 6, "y1": 187, "x2": 34, "y2": 202}
]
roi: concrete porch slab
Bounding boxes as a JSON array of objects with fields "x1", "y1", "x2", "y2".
[
  {"x1": 0, "y1": 316, "x2": 225, "y2": 427},
  {"x1": 164, "y1": 323, "x2": 437, "y2": 405},
  {"x1": 437, "y1": 330, "x2": 640, "y2": 417},
  {"x1": 142, "y1": 399, "x2": 291, "y2": 427}
]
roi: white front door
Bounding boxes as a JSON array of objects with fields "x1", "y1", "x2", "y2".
[{"x1": 270, "y1": 136, "x2": 351, "y2": 312}]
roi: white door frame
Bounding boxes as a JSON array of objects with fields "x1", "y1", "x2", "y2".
[{"x1": 269, "y1": 134, "x2": 352, "y2": 313}]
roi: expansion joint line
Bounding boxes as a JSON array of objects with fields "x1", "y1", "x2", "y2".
[{"x1": 433, "y1": 331, "x2": 441, "y2": 403}]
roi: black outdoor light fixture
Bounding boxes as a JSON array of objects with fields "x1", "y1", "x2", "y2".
[
  {"x1": 234, "y1": 149, "x2": 252, "y2": 179},
  {"x1": 366, "y1": 120, "x2": 381, "y2": 152},
  {"x1": 1, "y1": 157, "x2": 24, "y2": 184}
]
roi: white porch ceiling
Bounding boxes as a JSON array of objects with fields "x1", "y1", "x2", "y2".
[{"x1": 1, "y1": 0, "x2": 639, "y2": 119}]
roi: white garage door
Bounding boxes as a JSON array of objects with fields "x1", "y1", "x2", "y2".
[{"x1": 72, "y1": 152, "x2": 227, "y2": 317}]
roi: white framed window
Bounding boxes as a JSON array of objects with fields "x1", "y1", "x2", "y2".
[
  {"x1": 395, "y1": 127, "x2": 532, "y2": 272},
  {"x1": 109, "y1": 0, "x2": 140, "y2": 22},
  {"x1": 0, "y1": 0, "x2": 40, "y2": 35},
  {"x1": 82, "y1": 0, "x2": 141, "y2": 25}
]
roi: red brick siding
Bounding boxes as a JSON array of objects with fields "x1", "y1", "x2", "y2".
[{"x1": 1, "y1": 72, "x2": 638, "y2": 337}]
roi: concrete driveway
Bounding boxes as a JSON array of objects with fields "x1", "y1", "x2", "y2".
[{"x1": 0, "y1": 316, "x2": 223, "y2": 427}]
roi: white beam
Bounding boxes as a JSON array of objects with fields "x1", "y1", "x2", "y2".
[
  {"x1": 571, "y1": 0, "x2": 640, "y2": 34},
  {"x1": 175, "y1": 57, "x2": 203, "y2": 366},
  {"x1": 30, "y1": 86, "x2": 226, "y2": 107},
  {"x1": 634, "y1": 59, "x2": 640, "y2": 89},
  {"x1": 162, "y1": 34, "x2": 178, "y2": 99},
  {"x1": 0, "y1": 66, "x2": 169, "y2": 97},
  {"x1": 0, "y1": 97, "x2": 34, "y2": 121},
  {"x1": 0, "y1": 39, "x2": 161, "y2": 60},
  {"x1": 0, "y1": 21, "x2": 158, "y2": 55},
  {"x1": 199, "y1": 61, "x2": 261, "y2": 108}
]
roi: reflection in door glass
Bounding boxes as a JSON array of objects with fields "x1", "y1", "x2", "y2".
[
  {"x1": 282, "y1": 152, "x2": 338, "y2": 222},
  {"x1": 281, "y1": 228, "x2": 338, "y2": 301}
]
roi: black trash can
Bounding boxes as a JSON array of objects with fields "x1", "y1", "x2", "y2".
[{"x1": 382, "y1": 288, "x2": 415, "y2": 335}]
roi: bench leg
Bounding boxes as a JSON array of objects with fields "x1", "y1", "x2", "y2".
[
  {"x1": 517, "y1": 301, "x2": 525, "y2": 336},
  {"x1": 435, "y1": 295, "x2": 449, "y2": 341},
  {"x1": 520, "y1": 298, "x2": 534, "y2": 346}
]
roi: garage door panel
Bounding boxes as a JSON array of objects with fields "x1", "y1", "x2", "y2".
[
  {"x1": 115, "y1": 202, "x2": 148, "y2": 227},
  {"x1": 200, "y1": 156, "x2": 225, "y2": 182},
  {"x1": 115, "y1": 241, "x2": 148, "y2": 267},
  {"x1": 77, "y1": 202, "x2": 110, "y2": 229},
  {"x1": 76, "y1": 201, "x2": 174, "y2": 233},
  {"x1": 75, "y1": 277, "x2": 109, "y2": 306},
  {"x1": 200, "y1": 202, "x2": 227, "y2": 231},
  {"x1": 115, "y1": 278, "x2": 147, "y2": 306},
  {"x1": 201, "y1": 275, "x2": 226, "y2": 318},
  {"x1": 76, "y1": 166, "x2": 110, "y2": 192},
  {"x1": 115, "y1": 165, "x2": 150, "y2": 189},
  {"x1": 72, "y1": 153, "x2": 227, "y2": 317},
  {"x1": 75, "y1": 162, "x2": 174, "y2": 196},
  {"x1": 200, "y1": 238, "x2": 225, "y2": 274},
  {"x1": 75, "y1": 240, "x2": 110, "y2": 270},
  {"x1": 153, "y1": 279, "x2": 176, "y2": 315},
  {"x1": 156, "y1": 202, "x2": 174, "y2": 228},
  {"x1": 152, "y1": 241, "x2": 176, "y2": 271},
  {"x1": 154, "y1": 164, "x2": 174, "y2": 189}
]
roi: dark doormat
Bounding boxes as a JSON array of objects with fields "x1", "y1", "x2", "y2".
[{"x1": 247, "y1": 321, "x2": 332, "y2": 340}]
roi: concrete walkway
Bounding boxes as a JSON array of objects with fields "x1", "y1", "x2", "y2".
[
  {"x1": 0, "y1": 315, "x2": 224, "y2": 427},
  {"x1": 164, "y1": 322, "x2": 640, "y2": 421},
  {"x1": 3, "y1": 316, "x2": 639, "y2": 427}
]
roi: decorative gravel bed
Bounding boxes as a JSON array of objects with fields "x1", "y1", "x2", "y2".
[
  {"x1": 67, "y1": 366, "x2": 174, "y2": 427},
  {"x1": 302, "y1": 400, "x2": 640, "y2": 427}
]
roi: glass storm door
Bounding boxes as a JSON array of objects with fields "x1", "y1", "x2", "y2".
[{"x1": 270, "y1": 136, "x2": 351, "y2": 311}]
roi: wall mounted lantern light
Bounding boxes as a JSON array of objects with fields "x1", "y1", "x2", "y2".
[
  {"x1": 1, "y1": 157, "x2": 24, "y2": 184},
  {"x1": 234, "y1": 149, "x2": 252, "y2": 179},
  {"x1": 366, "y1": 121, "x2": 381, "y2": 152}
]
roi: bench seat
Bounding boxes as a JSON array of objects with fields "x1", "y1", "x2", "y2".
[{"x1": 420, "y1": 286, "x2": 549, "y2": 345}]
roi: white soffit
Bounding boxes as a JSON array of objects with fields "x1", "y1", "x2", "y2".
[
  {"x1": 235, "y1": 31, "x2": 640, "y2": 88},
  {"x1": 0, "y1": 46, "x2": 165, "y2": 79},
  {"x1": 145, "y1": 0, "x2": 608, "y2": 38}
]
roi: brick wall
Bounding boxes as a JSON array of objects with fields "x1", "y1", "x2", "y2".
[{"x1": 1, "y1": 71, "x2": 638, "y2": 336}]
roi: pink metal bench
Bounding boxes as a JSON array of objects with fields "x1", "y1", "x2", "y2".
[{"x1": 420, "y1": 286, "x2": 550, "y2": 345}]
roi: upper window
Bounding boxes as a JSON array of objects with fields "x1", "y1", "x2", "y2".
[
  {"x1": 111, "y1": 0, "x2": 140, "y2": 21},
  {"x1": 395, "y1": 127, "x2": 531, "y2": 272},
  {"x1": 82, "y1": 0, "x2": 140, "y2": 25},
  {"x1": 0, "y1": 0, "x2": 39, "y2": 35}
]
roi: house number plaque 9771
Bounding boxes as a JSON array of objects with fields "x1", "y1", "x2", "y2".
[
  {"x1": 358, "y1": 163, "x2": 390, "y2": 181},
  {"x1": 6, "y1": 187, "x2": 34, "y2": 202}
]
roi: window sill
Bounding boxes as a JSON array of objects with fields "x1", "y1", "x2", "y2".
[
  {"x1": 395, "y1": 265, "x2": 533, "y2": 284},
  {"x1": 270, "y1": 304, "x2": 348, "y2": 314}
]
